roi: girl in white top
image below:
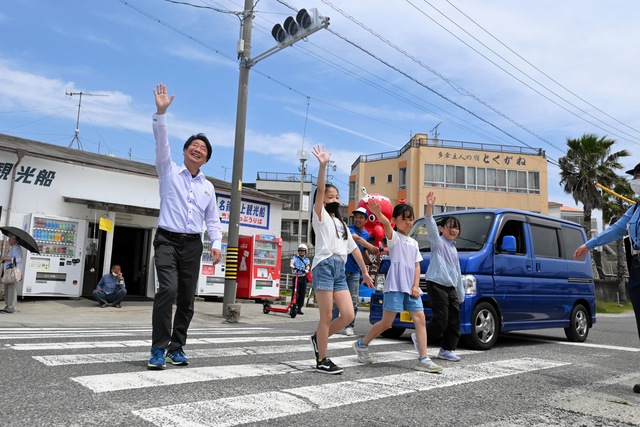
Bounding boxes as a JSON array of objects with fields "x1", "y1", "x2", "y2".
[
  {"x1": 310, "y1": 145, "x2": 374, "y2": 375},
  {"x1": 352, "y1": 197, "x2": 443, "y2": 372}
]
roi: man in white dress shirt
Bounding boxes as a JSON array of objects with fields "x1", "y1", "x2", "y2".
[{"x1": 148, "y1": 83, "x2": 222, "y2": 369}]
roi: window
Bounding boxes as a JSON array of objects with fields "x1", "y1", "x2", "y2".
[
  {"x1": 370, "y1": 176, "x2": 376, "y2": 185},
  {"x1": 497, "y1": 220, "x2": 527, "y2": 254},
  {"x1": 477, "y1": 167, "x2": 486, "y2": 190},
  {"x1": 423, "y1": 204, "x2": 446, "y2": 216},
  {"x1": 528, "y1": 171, "x2": 540, "y2": 194},
  {"x1": 424, "y1": 163, "x2": 445, "y2": 187},
  {"x1": 530, "y1": 225, "x2": 561, "y2": 258},
  {"x1": 398, "y1": 167, "x2": 407, "y2": 190},
  {"x1": 349, "y1": 181, "x2": 356, "y2": 201},
  {"x1": 387, "y1": 173, "x2": 393, "y2": 183},
  {"x1": 562, "y1": 227, "x2": 585, "y2": 260},
  {"x1": 467, "y1": 167, "x2": 476, "y2": 190}
]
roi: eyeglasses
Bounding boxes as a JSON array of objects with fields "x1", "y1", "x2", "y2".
[{"x1": 444, "y1": 224, "x2": 459, "y2": 230}]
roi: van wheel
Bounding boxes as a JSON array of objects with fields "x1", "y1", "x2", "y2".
[
  {"x1": 381, "y1": 327, "x2": 406, "y2": 339},
  {"x1": 463, "y1": 302, "x2": 499, "y2": 350},
  {"x1": 564, "y1": 304, "x2": 589, "y2": 342}
]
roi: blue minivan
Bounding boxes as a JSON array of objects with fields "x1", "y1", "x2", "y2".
[{"x1": 370, "y1": 208, "x2": 596, "y2": 350}]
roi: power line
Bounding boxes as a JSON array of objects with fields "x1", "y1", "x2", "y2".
[
  {"x1": 316, "y1": 0, "x2": 565, "y2": 154},
  {"x1": 406, "y1": 0, "x2": 640, "y2": 145},
  {"x1": 445, "y1": 0, "x2": 640, "y2": 138}
]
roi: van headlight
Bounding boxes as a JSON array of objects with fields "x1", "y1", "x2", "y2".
[
  {"x1": 462, "y1": 274, "x2": 476, "y2": 295},
  {"x1": 375, "y1": 274, "x2": 385, "y2": 291}
]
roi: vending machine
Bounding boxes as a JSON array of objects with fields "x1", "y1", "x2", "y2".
[
  {"x1": 197, "y1": 231, "x2": 227, "y2": 297},
  {"x1": 20, "y1": 213, "x2": 86, "y2": 297},
  {"x1": 236, "y1": 234, "x2": 282, "y2": 299}
]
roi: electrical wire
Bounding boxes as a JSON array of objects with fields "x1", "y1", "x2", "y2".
[
  {"x1": 407, "y1": 0, "x2": 640, "y2": 144},
  {"x1": 315, "y1": 0, "x2": 565, "y2": 154},
  {"x1": 446, "y1": 0, "x2": 640, "y2": 138}
]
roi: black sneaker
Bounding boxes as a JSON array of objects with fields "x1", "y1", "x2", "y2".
[
  {"x1": 316, "y1": 358, "x2": 343, "y2": 374},
  {"x1": 310, "y1": 332, "x2": 319, "y2": 361},
  {"x1": 634, "y1": 384, "x2": 640, "y2": 394}
]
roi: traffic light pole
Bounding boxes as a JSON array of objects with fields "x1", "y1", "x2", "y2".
[
  {"x1": 223, "y1": 0, "x2": 254, "y2": 316},
  {"x1": 222, "y1": 3, "x2": 328, "y2": 318}
]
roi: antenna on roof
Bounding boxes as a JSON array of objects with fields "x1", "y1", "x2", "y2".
[{"x1": 66, "y1": 91, "x2": 109, "y2": 150}]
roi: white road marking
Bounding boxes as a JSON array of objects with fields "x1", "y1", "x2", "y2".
[
  {"x1": 511, "y1": 336, "x2": 640, "y2": 352},
  {"x1": 72, "y1": 348, "x2": 481, "y2": 393},
  {"x1": 9, "y1": 334, "x2": 349, "y2": 351},
  {"x1": 133, "y1": 358, "x2": 570, "y2": 427},
  {"x1": 34, "y1": 339, "x2": 477, "y2": 366},
  {"x1": 0, "y1": 328, "x2": 279, "y2": 340}
]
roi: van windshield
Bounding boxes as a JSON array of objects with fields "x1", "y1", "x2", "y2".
[{"x1": 409, "y1": 212, "x2": 495, "y2": 252}]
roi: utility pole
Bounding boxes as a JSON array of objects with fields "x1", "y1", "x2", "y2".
[
  {"x1": 222, "y1": 4, "x2": 330, "y2": 317},
  {"x1": 66, "y1": 91, "x2": 108, "y2": 150},
  {"x1": 221, "y1": 165, "x2": 231, "y2": 181},
  {"x1": 223, "y1": 0, "x2": 255, "y2": 316},
  {"x1": 326, "y1": 160, "x2": 336, "y2": 183}
]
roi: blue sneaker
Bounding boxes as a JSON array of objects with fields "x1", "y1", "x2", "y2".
[
  {"x1": 148, "y1": 347, "x2": 166, "y2": 369},
  {"x1": 437, "y1": 348, "x2": 461, "y2": 362},
  {"x1": 166, "y1": 348, "x2": 189, "y2": 366}
]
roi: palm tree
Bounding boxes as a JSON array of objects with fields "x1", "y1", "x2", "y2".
[
  {"x1": 602, "y1": 178, "x2": 634, "y2": 305},
  {"x1": 559, "y1": 133, "x2": 629, "y2": 240}
]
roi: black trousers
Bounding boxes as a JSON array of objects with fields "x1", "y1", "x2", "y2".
[
  {"x1": 425, "y1": 280, "x2": 461, "y2": 351},
  {"x1": 295, "y1": 274, "x2": 307, "y2": 310},
  {"x1": 628, "y1": 261, "x2": 640, "y2": 340},
  {"x1": 152, "y1": 232, "x2": 203, "y2": 351}
]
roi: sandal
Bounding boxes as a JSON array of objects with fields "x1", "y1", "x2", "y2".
[
  {"x1": 114, "y1": 304, "x2": 121, "y2": 308},
  {"x1": 100, "y1": 303, "x2": 107, "y2": 308}
]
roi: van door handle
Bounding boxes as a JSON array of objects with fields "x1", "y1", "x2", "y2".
[
  {"x1": 526, "y1": 261, "x2": 531, "y2": 272},
  {"x1": 536, "y1": 262, "x2": 541, "y2": 272}
]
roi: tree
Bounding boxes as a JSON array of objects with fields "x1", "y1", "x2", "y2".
[
  {"x1": 602, "y1": 178, "x2": 634, "y2": 305},
  {"x1": 559, "y1": 133, "x2": 629, "y2": 278}
]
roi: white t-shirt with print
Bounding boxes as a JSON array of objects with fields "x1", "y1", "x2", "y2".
[{"x1": 312, "y1": 208, "x2": 357, "y2": 270}]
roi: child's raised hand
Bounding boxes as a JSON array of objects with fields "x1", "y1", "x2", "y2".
[
  {"x1": 426, "y1": 191, "x2": 436, "y2": 206},
  {"x1": 367, "y1": 199, "x2": 382, "y2": 216},
  {"x1": 312, "y1": 145, "x2": 331, "y2": 165}
]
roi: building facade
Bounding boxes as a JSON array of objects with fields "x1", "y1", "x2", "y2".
[
  {"x1": 246, "y1": 172, "x2": 316, "y2": 255},
  {"x1": 0, "y1": 133, "x2": 286, "y2": 300},
  {"x1": 349, "y1": 133, "x2": 548, "y2": 217}
]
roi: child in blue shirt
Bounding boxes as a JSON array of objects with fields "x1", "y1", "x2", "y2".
[{"x1": 352, "y1": 198, "x2": 443, "y2": 373}]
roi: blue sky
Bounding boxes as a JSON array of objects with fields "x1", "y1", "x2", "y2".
[{"x1": 2, "y1": 0, "x2": 640, "y2": 227}]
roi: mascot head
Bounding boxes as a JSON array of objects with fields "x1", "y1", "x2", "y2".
[{"x1": 357, "y1": 187, "x2": 394, "y2": 248}]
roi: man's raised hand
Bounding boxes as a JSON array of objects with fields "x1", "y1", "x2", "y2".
[{"x1": 153, "y1": 83, "x2": 174, "y2": 115}]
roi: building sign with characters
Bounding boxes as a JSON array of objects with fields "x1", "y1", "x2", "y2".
[
  {"x1": 216, "y1": 193, "x2": 270, "y2": 230},
  {"x1": 0, "y1": 162, "x2": 57, "y2": 186}
]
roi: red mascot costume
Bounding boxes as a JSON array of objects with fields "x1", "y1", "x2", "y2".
[{"x1": 356, "y1": 187, "x2": 394, "y2": 249}]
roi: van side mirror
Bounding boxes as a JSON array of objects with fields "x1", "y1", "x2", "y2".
[{"x1": 500, "y1": 236, "x2": 516, "y2": 254}]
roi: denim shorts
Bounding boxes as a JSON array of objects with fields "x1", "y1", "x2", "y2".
[
  {"x1": 383, "y1": 291, "x2": 424, "y2": 313},
  {"x1": 312, "y1": 255, "x2": 349, "y2": 292}
]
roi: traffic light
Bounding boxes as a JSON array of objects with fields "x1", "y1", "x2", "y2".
[{"x1": 271, "y1": 7, "x2": 329, "y2": 49}]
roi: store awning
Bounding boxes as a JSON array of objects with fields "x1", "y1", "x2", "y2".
[{"x1": 63, "y1": 196, "x2": 160, "y2": 217}]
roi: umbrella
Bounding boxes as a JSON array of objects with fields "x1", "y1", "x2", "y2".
[{"x1": 0, "y1": 226, "x2": 40, "y2": 254}]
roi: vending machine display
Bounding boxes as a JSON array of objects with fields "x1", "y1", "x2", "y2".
[
  {"x1": 197, "y1": 231, "x2": 227, "y2": 297},
  {"x1": 236, "y1": 234, "x2": 282, "y2": 299},
  {"x1": 20, "y1": 214, "x2": 86, "y2": 297}
]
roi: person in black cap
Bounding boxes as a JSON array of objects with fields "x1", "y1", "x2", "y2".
[{"x1": 574, "y1": 161, "x2": 640, "y2": 394}]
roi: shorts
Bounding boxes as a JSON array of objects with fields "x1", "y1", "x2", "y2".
[
  {"x1": 312, "y1": 254, "x2": 349, "y2": 292},
  {"x1": 382, "y1": 291, "x2": 424, "y2": 313}
]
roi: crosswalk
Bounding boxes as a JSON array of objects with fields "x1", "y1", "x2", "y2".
[{"x1": 3, "y1": 326, "x2": 570, "y2": 426}]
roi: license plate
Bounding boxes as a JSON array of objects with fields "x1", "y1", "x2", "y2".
[{"x1": 400, "y1": 311, "x2": 413, "y2": 323}]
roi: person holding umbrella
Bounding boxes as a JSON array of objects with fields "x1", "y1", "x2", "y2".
[
  {"x1": 0, "y1": 226, "x2": 39, "y2": 314},
  {"x1": 1, "y1": 233, "x2": 24, "y2": 314}
]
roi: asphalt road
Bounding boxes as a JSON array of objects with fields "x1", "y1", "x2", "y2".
[{"x1": 1, "y1": 299, "x2": 639, "y2": 427}]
